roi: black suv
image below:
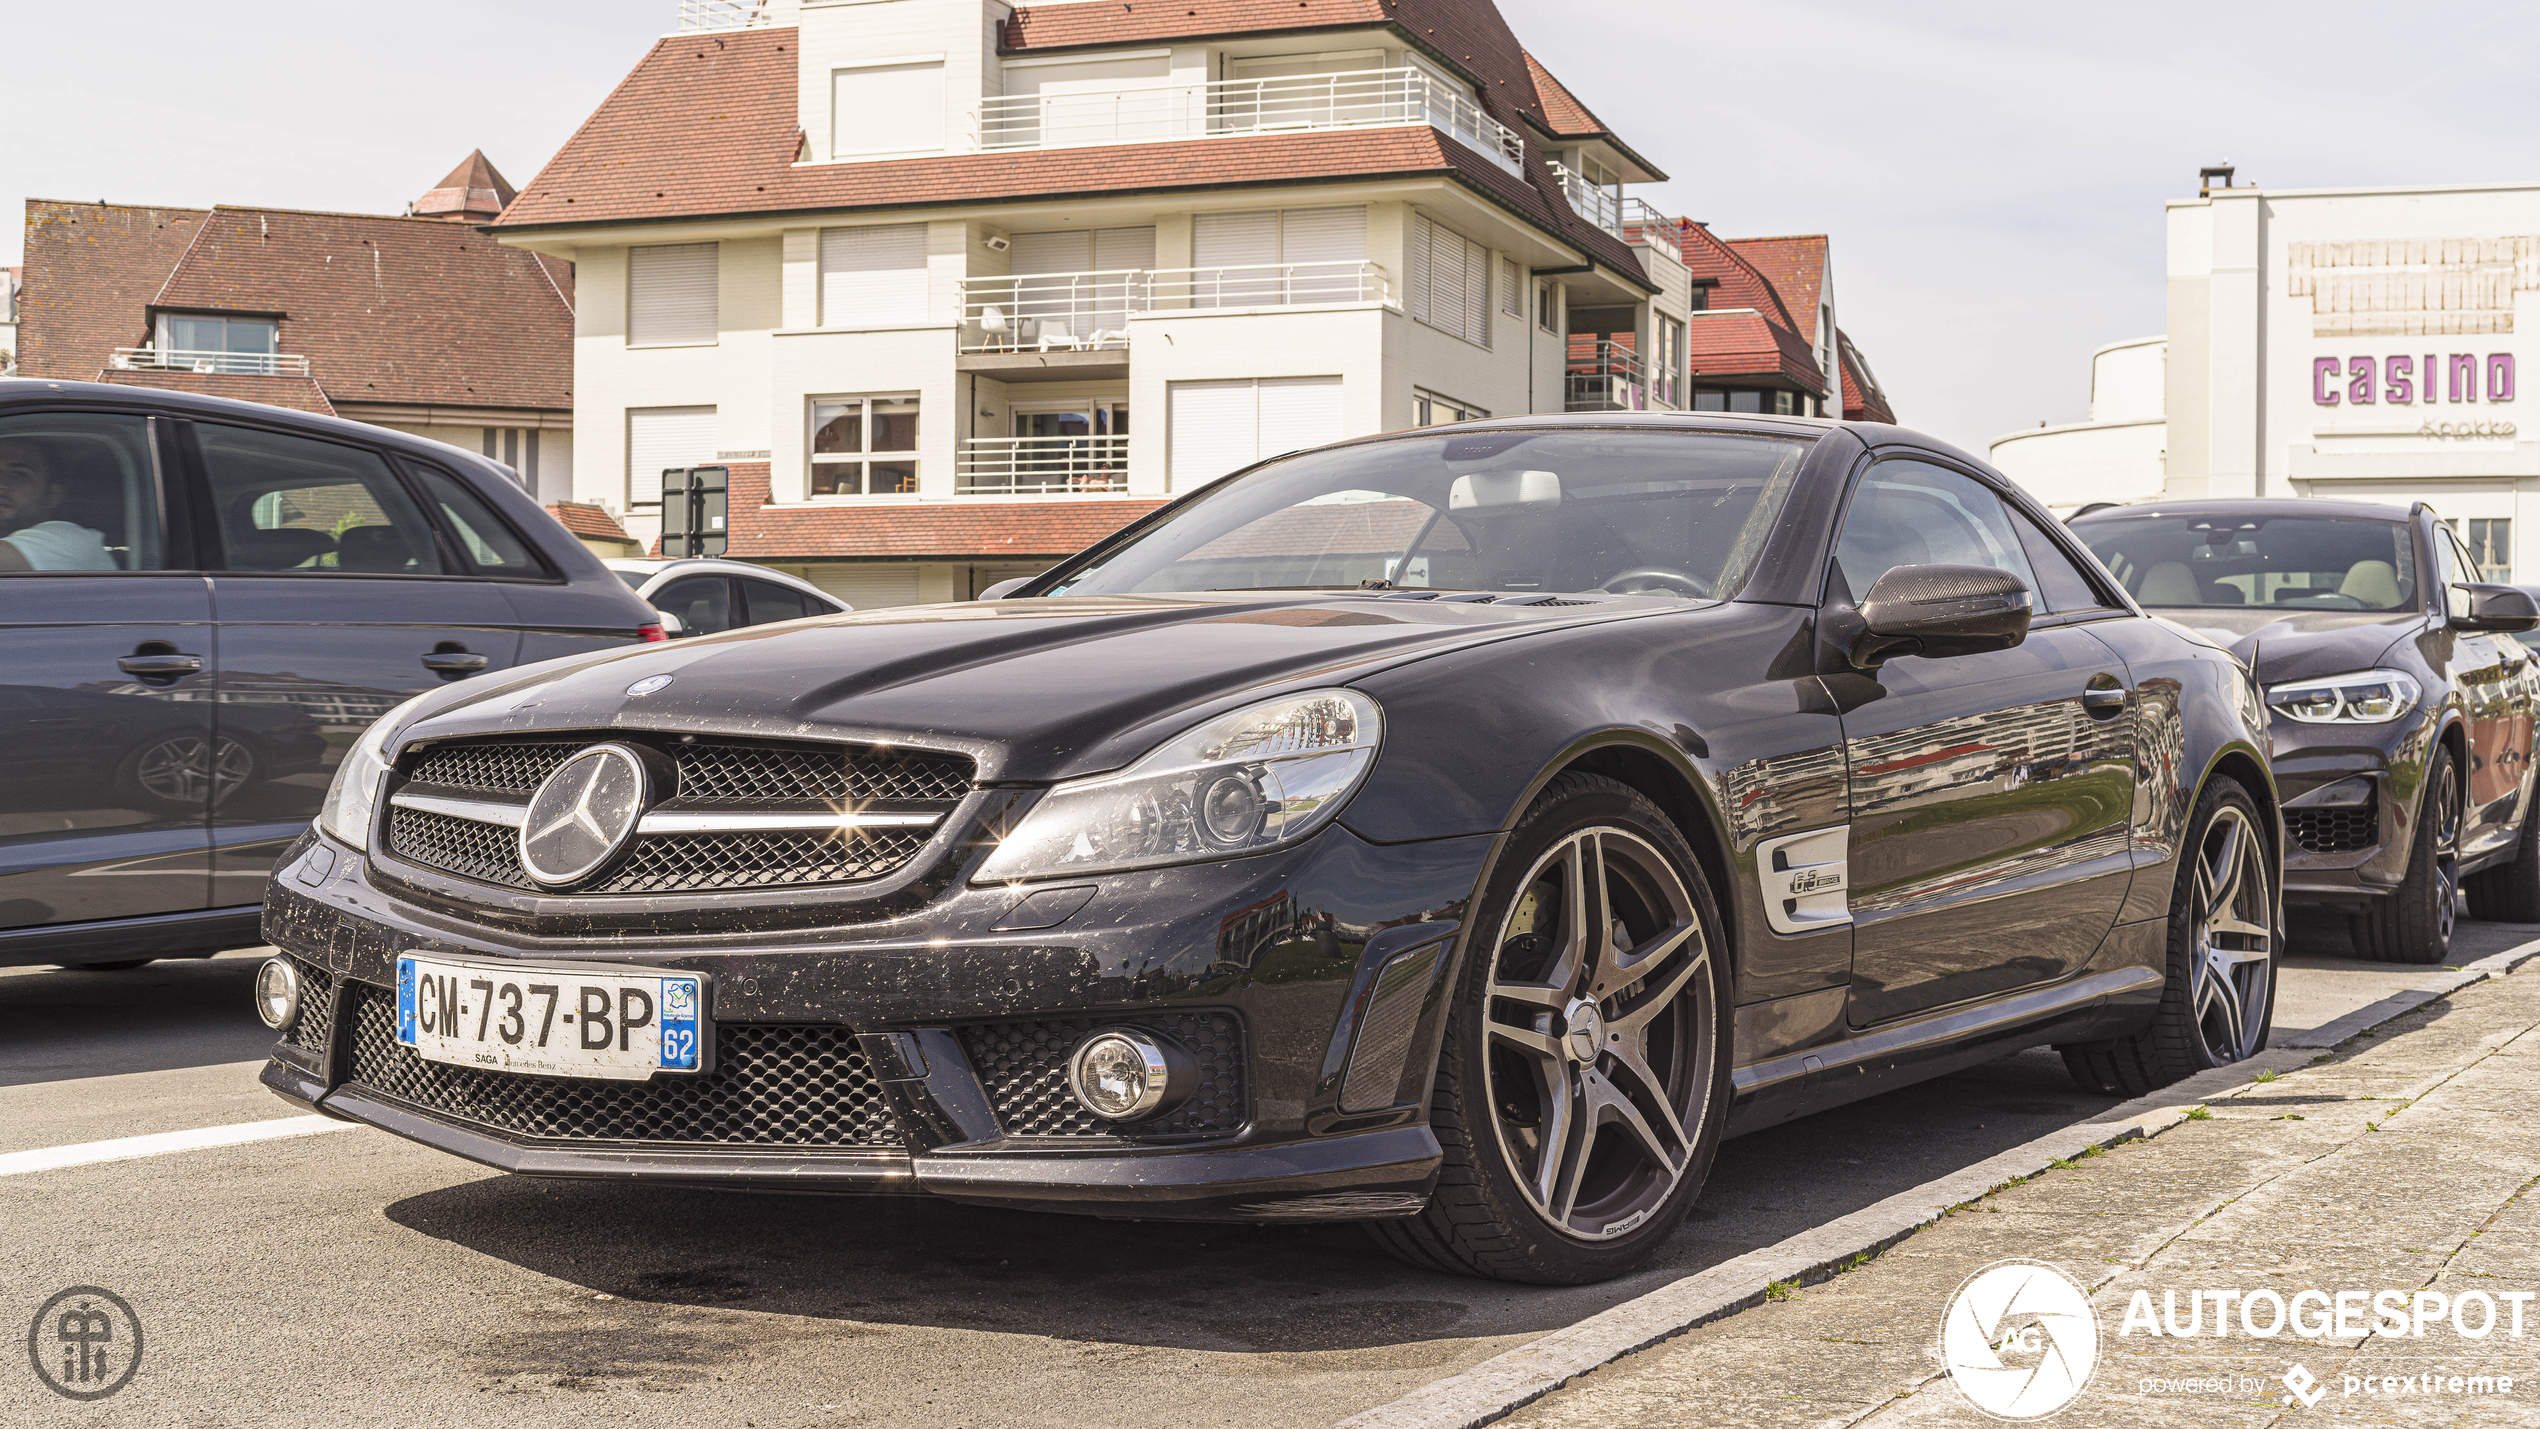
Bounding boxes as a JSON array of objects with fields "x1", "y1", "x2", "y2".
[{"x1": 0, "y1": 379, "x2": 663, "y2": 969}]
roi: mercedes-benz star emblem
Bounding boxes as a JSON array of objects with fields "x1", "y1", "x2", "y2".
[
  {"x1": 626, "y1": 674, "x2": 674, "y2": 696},
  {"x1": 517, "y1": 744, "x2": 650, "y2": 887}
]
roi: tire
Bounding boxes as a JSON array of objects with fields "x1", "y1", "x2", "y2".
[
  {"x1": 2062, "y1": 776, "x2": 2277, "y2": 1096},
  {"x1": 1365, "y1": 773, "x2": 1733, "y2": 1284},
  {"x1": 2350, "y1": 746, "x2": 2458, "y2": 965},
  {"x1": 2465, "y1": 781, "x2": 2540, "y2": 923}
]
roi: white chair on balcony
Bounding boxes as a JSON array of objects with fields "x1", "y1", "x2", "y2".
[
  {"x1": 978, "y1": 306, "x2": 1013, "y2": 353},
  {"x1": 1035, "y1": 321, "x2": 1080, "y2": 353}
]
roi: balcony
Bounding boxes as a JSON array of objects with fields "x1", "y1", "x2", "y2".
[
  {"x1": 955, "y1": 262, "x2": 1391, "y2": 379},
  {"x1": 1618, "y1": 199, "x2": 1685, "y2": 264},
  {"x1": 675, "y1": 0, "x2": 769, "y2": 32},
  {"x1": 1548, "y1": 161, "x2": 1623, "y2": 239},
  {"x1": 972, "y1": 65, "x2": 1525, "y2": 176},
  {"x1": 1566, "y1": 341, "x2": 1647, "y2": 412},
  {"x1": 956, "y1": 436, "x2": 1131, "y2": 495},
  {"x1": 109, "y1": 347, "x2": 311, "y2": 377}
]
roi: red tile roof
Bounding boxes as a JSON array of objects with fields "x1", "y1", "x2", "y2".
[
  {"x1": 414, "y1": 149, "x2": 517, "y2": 222},
  {"x1": 704, "y1": 462, "x2": 1167, "y2": 561},
  {"x1": 19, "y1": 202, "x2": 209, "y2": 381},
  {"x1": 1838, "y1": 329, "x2": 1896, "y2": 424},
  {"x1": 1674, "y1": 221, "x2": 1823, "y2": 393},
  {"x1": 1516, "y1": 52, "x2": 1664, "y2": 181},
  {"x1": 1726, "y1": 235, "x2": 1827, "y2": 346},
  {"x1": 545, "y1": 500, "x2": 632, "y2": 542},
  {"x1": 496, "y1": 25, "x2": 1650, "y2": 289},
  {"x1": 94, "y1": 371, "x2": 338, "y2": 415}
]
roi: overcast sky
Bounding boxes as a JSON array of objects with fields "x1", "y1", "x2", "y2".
[{"x1": 12, "y1": 1, "x2": 2537, "y2": 452}]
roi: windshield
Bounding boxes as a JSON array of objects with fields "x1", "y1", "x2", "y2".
[
  {"x1": 2078, "y1": 514, "x2": 2418, "y2": 611},
  {"x1": 614, "y1": 571, "x2": 648, "y2": 592},
  {"x1": 1041, "y1": 429, "x2": 1811, "y2": 600}
]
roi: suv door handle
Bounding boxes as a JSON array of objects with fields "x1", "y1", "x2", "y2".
[
  {"x1": 420, "y1": 652, "x2": 490, "y2": 675},
  {"x1": 117, "y1": 653, "x2": 203, "y2": 677},
  {"x1": 2082, "y1": 685, "x2": 2128, "y2": 716}
]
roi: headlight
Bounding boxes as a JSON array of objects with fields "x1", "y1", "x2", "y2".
[
  {"x1": 975, "y1": 689, "x2": 1382, "y2": 883},
  {"x1": 2265, "y1": 668, "x2": 2421, "y2": 724},
  {"x1": 316, "y1": 692, "x2": 434, "y2": 849}
]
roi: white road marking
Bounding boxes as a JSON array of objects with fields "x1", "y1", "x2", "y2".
[{"x1": 0, "y1": 1115, "x2": 366, "y2": 1178}]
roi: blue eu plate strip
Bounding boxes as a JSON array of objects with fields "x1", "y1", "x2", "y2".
[
  {"x1": 658, "y1": 977, "x2": 701, "y2": 1071},
  {"x1": 395, "y1": 956, "x2": 417, "y2": 1046}
]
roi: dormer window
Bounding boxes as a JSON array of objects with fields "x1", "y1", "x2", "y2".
[
  {"x1": 155, "y1": 312, "x2": 280, "y2": 372},
  {"x1": 833, "y1": 60, "x2": 946, "y2": 158}
]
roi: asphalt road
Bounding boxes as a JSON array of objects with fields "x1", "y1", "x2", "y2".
[{"x1": 3, "y1": 916, "x2": 2527, "y2": 1428}]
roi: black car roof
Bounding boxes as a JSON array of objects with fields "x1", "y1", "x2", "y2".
[
  {"x1": 2071, "y1": 496, "x2": 2416, "y2": 523},
  {"x1": 0, "y1": 376, "x2": 508, "y2": 476}
]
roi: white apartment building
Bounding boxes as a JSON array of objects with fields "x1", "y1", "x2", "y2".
[
  {"x1": 1987, "y1": 335, "x2": 2166, "y2": 512},
  {"x1": 491, "y1": 0, "x2": 1710, "y2": 607},
  {"x1": 1999, "y1": 169, "x2": 2537, "y2": 578}
]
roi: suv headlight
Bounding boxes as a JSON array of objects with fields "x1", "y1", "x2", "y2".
[
  {"x1": 316, "y1": 692, "x2": 433, "y2": 850},
  {"x1": 2265, "y1": 668, "x2": 2421, "y2": 724},
  {"x1": 975, "y1": 689, "x2": 1382, "y2": 883}
]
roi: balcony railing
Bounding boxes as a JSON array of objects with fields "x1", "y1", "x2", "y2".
[
  {"x1": 1548, "y1": 161, "x2": 1623, "y2": 238},
  {"x1": 1619, "y1": 199, "x2": 1684, "y2": 264},
  {"x1": 971, "y1": 65, "x2": 1525, "y2": 176},
  {"x1": 957, "y1": 436, "x2": 1131, "y2": 495},
  {"x1": 109, "y1": 347, "x2": 311, "y2": 377},
  {"x1": 1566, "y1": 341, "x2": 1646, "y2": 412},
  {"x1": 675, "y1": 0, "x2": 770, "y2": 32},
  {"x1": 957, "y1": 262, "x2": 1391, "y2": 354}
]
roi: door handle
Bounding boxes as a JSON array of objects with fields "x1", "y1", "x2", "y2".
[
  {"x1": 2081, "y1": 685, "x2": 2128, "y2": 717},
  {"x1": 420, "y1": 652, "x2": 490, "y2": 675},
  {"x1": 117, "y1": 653, "x2": 203, "y2": 677}
]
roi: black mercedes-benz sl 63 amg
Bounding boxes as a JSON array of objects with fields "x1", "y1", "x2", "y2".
[{"x1": 257, "y1": 413, "x2": 2277, "y2": 1284}]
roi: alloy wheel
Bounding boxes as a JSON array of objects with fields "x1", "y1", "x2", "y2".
[
  {"x1": 135, "y1": 735, "x2": 255, "y2": 806},
  {"x1": 2431, "y1": 758, "x2": 2461, "y2": 948},
  {"x1": 2190, "y1": 804, "x2": 2274, "y2": 1063},
  {"x1": 1482, "y1": 827, "x2": 1716, "y2": 1241}
]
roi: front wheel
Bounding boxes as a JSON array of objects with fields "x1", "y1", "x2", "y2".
[
  {"x1": 1365, "y1": 774, "x2": 1732, "y2": 1284},
  {"x1": 2352, "y1": 747, "x2": 2458, "y2": 965},
  {"x1": 2063, "y1": 777, "x2": 2277, "y2": 1096}
]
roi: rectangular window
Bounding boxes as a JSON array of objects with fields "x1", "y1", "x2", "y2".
[
  {"x1": 1413, "y1": 388, "x2": 1489, "y2": 426},
  {"x1": 0, "y1": 412, "x2": 165, "y2": 571},
  {"x1": 834, "y1": 62, "x2": 945, "y2": 157},
  {"x1": 626, "y1": 405, "x2": 717, "y2": 510},
  {"x1": 1167, "y1": 376, "x2": 1342, "y2": 488},
  {"x1": 810, "y1": 395, "x2": 920, "y2": 497},
  {"x1": 1653, "y1": 316, "x2": 1686, "y2": 409},
  {"x1": 627, "y1": 243, "x2": 718, "y2": 347},
  {"x1": 157, "y1": 313, "x2": 280, "y2": 371},
  {"x1": 819, "y1": 224, "x2": 929, "y2": 327},
  {"x1": 1191, "y1": 206, "x2": 1367, "y2": 306},
  {"x1": 1500, "y1": 258, "x2": 1522, "y2": 317},
  {"x1": 1692, "y1": 390, "x2": 1726, "y2": 412},
  {"x1": 1536, "y1": 281, "x2": 1556, "y2": 332},
  {"x1": 1774, "y1": 390, "x2": 1794, "y2": 416},
  {"x1": 1411, "y1": 214, "x2": 1490, "y2": 346},
  {"x1": 2465, "y1": 518, "x2": 2512, "y2": 583},
  {"x1": 195, "y1": 423, "x2": 444, "y2": 575}
]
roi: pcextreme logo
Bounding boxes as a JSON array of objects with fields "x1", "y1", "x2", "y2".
[{"x1": 1940, "y1": 1260, "x2": 2101, "y2": 1420}]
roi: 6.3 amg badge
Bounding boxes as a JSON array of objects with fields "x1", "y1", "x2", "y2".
[{"x1": 516, "y1": 743, "x2": 650, "y2": 887}]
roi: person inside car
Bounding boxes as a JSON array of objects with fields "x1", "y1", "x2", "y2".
[{"x1": 0, "y1": 436, "x2": 114, "y2": 572}]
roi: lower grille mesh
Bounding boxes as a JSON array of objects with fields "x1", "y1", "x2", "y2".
[
  {"x1": 341, "y1": 984, "x2": 900, "y2": 1149},
  {"x1": 2287, "y1": 803, "x2": 2377, "y2": 854},
  {"x1": 283, "y1": 956, "x2": 335, "y2": 1054},
  {"x1": 959, "y1": 1013, "x2": 1246, "y2": 1140}
]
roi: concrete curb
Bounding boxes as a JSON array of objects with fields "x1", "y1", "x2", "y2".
[{"x1": 1331, "y1": 934, "x2": 2540, "y2": 1429}]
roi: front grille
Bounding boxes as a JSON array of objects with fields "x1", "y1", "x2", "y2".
[
  {"x1": 2288, "y1": 802, "x2": 2378, "y2": 854},
  {"x1": 341, "y1": 983, "x2": 900, "y2": 1149},
  {"x1": 283, "y1": 956, "x2": 335, "y2": 1054},
  {"x1": 959, "y1": 1013, "x2": 1246, "y2": 1141},
  {"x1": 385, "y1": 733, "x2": 973, "y2": 896}
]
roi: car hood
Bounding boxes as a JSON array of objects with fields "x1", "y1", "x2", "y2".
[
  {"x1": 2145, "y1": 605, "x2": 2422, "y2": 685},
  {"x1": 393, "y1": 592, "x2": 1690, "y2": 782}
]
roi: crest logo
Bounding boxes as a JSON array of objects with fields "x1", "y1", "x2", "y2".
[
  {"x1": 1941, "y1": 1260, "x2": 2100, "y2": 1420},
  {"x1": 517, "y1": 744, "x2": 650, "y2": 887}
]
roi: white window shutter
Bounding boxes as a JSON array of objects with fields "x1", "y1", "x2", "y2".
[
  {"x1": 820, "y1": 224, "x2": 929, "y2": 326},
  {"x1": 1411, "y1": 216, "x2": 1435, "y2": 327},
  {"x1": 1500, "y1": 257, "x2": 1522, "y2": 316},
  {"x1": 625, "y1": 406, "x2": 718, "y2": 509},
  {"x1": 833, "y1": 63, "x2": 945, "y2": 157},
  {"x1": 802, "y1": 564, "x2": 923, "y2": 610},
  {"x1": 628, "y1": 243, "x2": 718, "y2": 346},
  {"x1": 1008, "y1": 230, "x2": 1092, "y2": 276},
  {"x1": 1463, "y1": 237, "x2": 1490, "y2": 345},
  {"x1": 1277, "y1": 206, "x2": 1367, "y2": 264},
  {"x1": 1169, "y1": 379, "x2": 1262, "y2": 487},
  {"x1": 1256, "y1": 377, "x2": 1344, "y2": 458},
  {"x1": 1193, "y1": 210, "x2": 1279, "y2": 308},
  {"x1": 1091, "y1": 226, "x2": 1158, "y2": 272}
]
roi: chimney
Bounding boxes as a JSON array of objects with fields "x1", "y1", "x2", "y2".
[
  {"x1": 2198, "y1": 161, "x2": 2238, "y2": 198},
  {"x1": 413, "y1": 149, "x2": 517, "y2": 222}
]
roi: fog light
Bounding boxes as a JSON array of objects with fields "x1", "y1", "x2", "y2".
[
  {"x1": 254, "y1": 957, "x2": 300, "y2": 1031},
  {"x1": 1066, "y1": 1029, "x2": 1195, "y2": 1122}
]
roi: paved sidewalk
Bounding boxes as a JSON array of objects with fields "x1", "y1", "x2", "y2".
[{"x1": 1500, "y1": 959, "x2": 2540, "y2": 1427}]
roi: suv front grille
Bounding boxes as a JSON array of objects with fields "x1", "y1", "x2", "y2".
[
  {"x1": 2287, "y1": 801, "x2": 2377, "y2": 854},
  {"x1": 958, "y1": 1013, "x2": 1247, "y2": 1141},
  {"x1": 341, "y1": 983, "x2": 900, "y2": 1149},
  {"x1": 384, "y1": 734, "x2": 972, "y2": 896}
]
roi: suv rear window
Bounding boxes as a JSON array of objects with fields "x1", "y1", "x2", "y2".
[{"x1": 2078, "y1": 513, "x2": 2418, "y2": 611}]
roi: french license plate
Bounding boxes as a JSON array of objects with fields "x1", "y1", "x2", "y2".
[{"x1": 396, "y1": 955, "x2": 706, "y2": 1080}]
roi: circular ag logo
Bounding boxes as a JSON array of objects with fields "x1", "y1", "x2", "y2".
[
  {"x1": 1940, "y1": 1260, "x2": 2099, "y2": 1420},
  {"x1": 27, "y1": 1286, "x2": 143, "y2": 1401}
]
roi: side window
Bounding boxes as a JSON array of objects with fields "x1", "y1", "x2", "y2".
[
  {"x1": 409, "y1": 464, "x2": 543, "y2": 576},
  {"x1": 2009, "y1": 508, "x2": 2112, "y2": 614},
  {"x1": 2437, "y1": 526, "x2": 2473, "y2": 621},
  {"x1": 195, "y1": 423, "x2": 444, "y2": 575},
  {"x1": 1831, "y1": 460, "x2": 2037, "y2": 604},
  {"x1": 654, "y1": 575, "x2": 733, "y2": 636},
  {"x1": 738, "y1": 578, "x2": 817, "y2": 625},
  {"x1": 0, "y1": 413, "x2": 165, "y2": 572}
]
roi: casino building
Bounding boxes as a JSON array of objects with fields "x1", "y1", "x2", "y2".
[{"x1": 1994, "y1": 168, "x2": 2536, "y2": 580}]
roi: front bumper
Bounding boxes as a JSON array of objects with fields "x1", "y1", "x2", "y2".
[
  {"x1": 2270, "y1": 714, "x2": 2431, "y2": 903},
  {"x1": 257, "y1": 820, "x2": 1488, "y2": 1221}
]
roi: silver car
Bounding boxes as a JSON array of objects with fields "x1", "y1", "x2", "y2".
[{"x1": 604, "y1": 558, "x2": 850, "y2": 637}]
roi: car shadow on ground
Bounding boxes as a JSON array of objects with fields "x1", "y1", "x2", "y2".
[{"x1": 0, "y1": 950, "x2": 277, "y2": 1087}]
